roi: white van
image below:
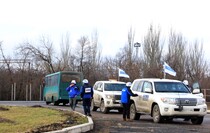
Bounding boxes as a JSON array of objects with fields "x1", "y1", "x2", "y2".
[
  {"x1": 129, "y1": 78, "x2": 207, "y2": 124},
  {"x1": 91, "y1": 81, "x2": 126, "y2": 113}
]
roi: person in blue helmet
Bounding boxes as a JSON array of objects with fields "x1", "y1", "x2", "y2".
[
  {"x1": 80, "y1": 79, "x2": 94, "y2": 116},
  {"x1": 66, "y1": 80, "x2": 80, "y2": 111},
  {"x1": 121, "y1": 82, "x2": 138, "y2": 121}
]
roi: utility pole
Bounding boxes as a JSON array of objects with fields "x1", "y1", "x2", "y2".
[{"x1": 134, "y1": 42, "x2": 141, "y2": 58}]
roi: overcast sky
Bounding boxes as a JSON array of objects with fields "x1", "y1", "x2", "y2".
[{"x1": 0, "y1": 0, "x2": 210, "y2": 59}]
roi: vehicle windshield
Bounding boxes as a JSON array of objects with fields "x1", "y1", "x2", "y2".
[
  {"x1": 154, "y1": 82, "x2": 190, "y2": 93},
  {"x1": 104, "y1": 83, "x2": 126, "y2": 91}
]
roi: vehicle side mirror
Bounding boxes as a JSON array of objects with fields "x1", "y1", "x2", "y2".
[
  {"x1": 98, "y1": 87, "x2": 103, "y2": 92},
  {"x1": 145, "y1": 88, "x2": 152, "y2": 93},
  {"x1": 192, "y1": 89, "x2": 200, "y2": 94}
]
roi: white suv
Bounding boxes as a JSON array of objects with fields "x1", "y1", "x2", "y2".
[
  {"x1": 91, "y1": 81, "x2": 126, "y2": 113},
  {"x1": 130, "y1": 78, "x2": 207, "y2": 124}
]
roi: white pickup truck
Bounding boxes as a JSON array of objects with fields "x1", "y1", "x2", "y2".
[{"x1": 129, "y1": 78, "x2": 207, "y2": 124}]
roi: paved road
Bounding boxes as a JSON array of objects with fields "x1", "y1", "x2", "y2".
[{"x1": 0, "y1": 101, "x2": 210, "y2": 133}]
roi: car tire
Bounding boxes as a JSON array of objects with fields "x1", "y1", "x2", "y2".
[
  {"x1": 152, "y1": 104, "x2": 162, "y2": 123},
  {"x1": 130, "y1": 103, "x2": 140, "y2": 120},
  {"x1": 100, "y1": 100, "x2": 109, "y2": 113},
  {"x1": 91, "y1": 99, "x2": 98, "y2": 111},
  {"x1": 191, "y1": 116, "x2": 204, "y2": 125}
]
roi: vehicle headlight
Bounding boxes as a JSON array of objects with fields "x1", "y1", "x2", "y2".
[
  {"x1": 197, "y1": 98, "x2": 205, "y2": 105},
  {"x1": 105, "y1": 95, "x2": 114, "y2": 99},
  {"x1": 161, "y1": 97, "x2": 178, "y2": 105}
]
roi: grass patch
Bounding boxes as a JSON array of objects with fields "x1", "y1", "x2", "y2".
[{"x1": 0, "y1": 105, "x2": 88, "y2": 133}]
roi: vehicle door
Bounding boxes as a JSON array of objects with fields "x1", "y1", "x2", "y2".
[
  {"x1": 140, "y1": 81, "x2": 153, "y2": 113},
  {"x1": 131, "y1": 80, "x2": 144, "y2": 112},
  {"x1": 93, "y1": 82, "x2": 103, "y2": 106}
]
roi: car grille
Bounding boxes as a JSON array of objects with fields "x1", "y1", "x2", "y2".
[
  {"x1": 114, "y1": 95, "x2": 121, "y2": 100},
  {"x1": 176, "y1": 98, "x2": 197, "y2": 106}
]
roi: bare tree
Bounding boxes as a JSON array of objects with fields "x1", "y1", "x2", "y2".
[
  {"x1": 143, "y1": 24, "x2": 163, "y2": 78},
  {"x1": 0, "y1": 41, "x2": 14, "y2": 83},
  {"x1": 75, "y1": 31, "x2": 103, "y2": 84},
  {"x1": 0, "y1": 42, "x2": 13, "y2": 100},
  {"x1": 87, "y1": 30, "x2": 102, "y2": 82},
  {"x1": 165, "y1": 30, "x2": 187, "y2": 80},
  {"x1": 76, "y1": 36, "x2": 90, "y2": 73},
  {"x1": 103, "y1": 56, "x2": 118, "y2": 79},
  {"x1": 186, "y1": 41, "x2": 207, "y2": 83},
  {"x1": 59, "y1": 32, "x2": 72, "y2": 71},
  {"x1": 17, "y1": 36, "x2": 56, "y2": 73}
]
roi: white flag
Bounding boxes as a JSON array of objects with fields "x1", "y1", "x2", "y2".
[
  {"x1": 119, "y1": 68, "x2": 130, "y2": 78},
  {"x1": 163, "y1": 62, "x2": 176, "y2": 76}
]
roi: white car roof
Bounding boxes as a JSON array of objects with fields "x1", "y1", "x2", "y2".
[
  {"x1": 96, "y1": 81, "x2": 126, "y2": 84},
  {"x1": 134, "y1": 78, "x2": 181, "y2": 83}
]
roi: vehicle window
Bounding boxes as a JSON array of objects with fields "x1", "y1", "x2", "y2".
[
  {"x1": 93, "y1": 82, "x2": 98, "y2": 90},
  {"x1": 95, "y1": 82, "x2": 102, "y2": 91},
  {"x1": 142, "y1": 81, "x2": 152, "y2": 92},
  {"x1": 132, "y1": 81, "x2": 143, "y2": 92},
  {"x1": 45, "y1": 75, "x2": 59, "y2": 87},
  {"x1": 98, "y1": 83, "x2": 103, "y2": 91},
  {"x1": 61, "y1": 73, "x2": 81, "y2": 83},
  {"x1": 154, "y1": 82, "x2": 190, "y2": 93},
  {"x1": 104, "y1": 83, "x2": 126, "y2": 91},
  {"x1": 137, "y1": 81, "x2": 143, "y2": 92},
  {"x1": 132, "y1": 81, "x2": 140, "y2": 91}
]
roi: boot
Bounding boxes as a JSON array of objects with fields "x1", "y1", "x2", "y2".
[{"x1": 127, "y1": 118, "x2": 132, "y2": 122}]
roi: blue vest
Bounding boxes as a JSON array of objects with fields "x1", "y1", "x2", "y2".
[{"x1": 81, "y1": 84, "x2": 93, "y2": 99}]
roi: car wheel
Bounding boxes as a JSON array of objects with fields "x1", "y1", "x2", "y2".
[
  {"x1": 191, "y1": 116, "x2": 204, "y2": 125},
  {"x1": 91, "y1": 99, "x2": 98, "y2": 111},
  {"x1": 100, "y1": 100, "x2": 109, "y2": 113},
  {"x1": 152, "y1": 104, "x2": 162, "y2": 123},
  {"x1": 130, "y1": 103, "x2": 140, "y2": 120}
]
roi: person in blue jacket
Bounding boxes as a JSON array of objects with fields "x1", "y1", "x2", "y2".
[
  {"x1": 80, "y1": 79, "x2": 94, "y2": 116},
  {"x1": 66, "y1": 80, "x2": 80, "y2": 111},
  {"x1": 121, "y1": 82, "x2": 138, "y2": 121}
]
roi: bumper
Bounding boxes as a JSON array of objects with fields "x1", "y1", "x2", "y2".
[
  {"x1": 104, "y1": 99, "x2": 122, "y2": 108},
  {"x1": 160, "y1": 104, "x2": 207, "y2": 116}
]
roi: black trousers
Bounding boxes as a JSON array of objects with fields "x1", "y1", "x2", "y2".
[
  {"x1": 82, "y1": 98, "x2": 91, "y2": 115},
  {"x1": 122, "y1": 103, "x2": 130, "y2": 119}
]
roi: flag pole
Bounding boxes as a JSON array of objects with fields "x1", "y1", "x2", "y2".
[
  {"x1": 163, "y1": 62, "x2": 166, "y2": 79},
  {"x1": 117, "y1": 68, "x2": 120, "y2": 81},
  {"x1": 164, "y1": 71, "x2": 166, "y2": 79}
]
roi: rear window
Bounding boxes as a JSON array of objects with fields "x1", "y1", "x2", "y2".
[{"x1": 104, "y1": 83, "x2": 126, "y2": 91}]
